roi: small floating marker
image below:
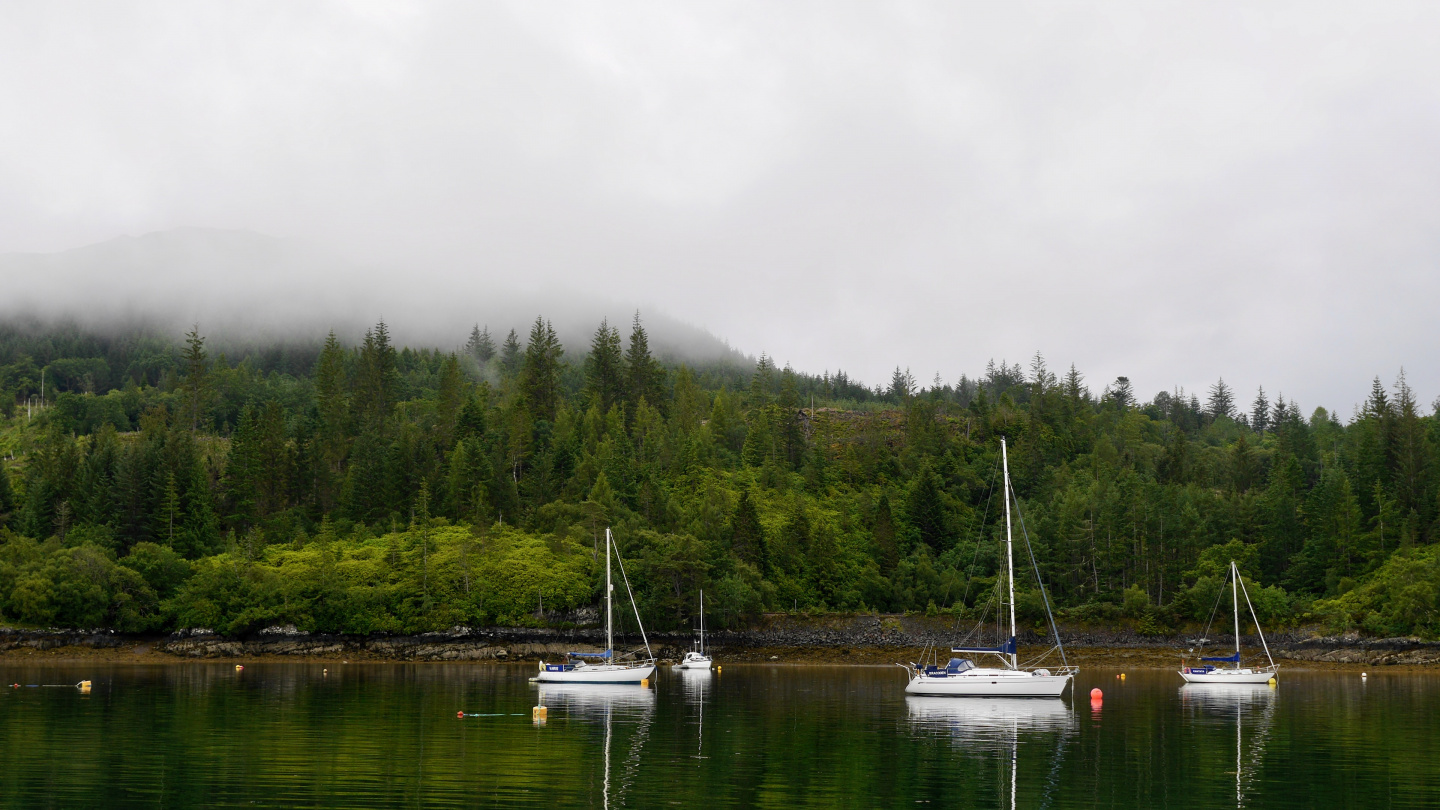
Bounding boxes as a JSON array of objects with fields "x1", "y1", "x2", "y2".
[
  {"x1": 716, "y1": 666, "x2": 721, "y2": 673},
  {"x1": 1090, "y1": 688, "x2": 1103, "y2": 698},
  {"x1": 1268, "y1": 678, "x2": 1277, "y2": 686},
  {"x1": 77, "y1": 680, "x2": 92, "y2": 694},
  {"x1": 641, "y1": 678, "x2": 650, "y2": 688},
  {"x1": 457, "y1": 711, "x2": 465, "y2": 719},
  {"x1": 1120, "y1": 673, "x2": 1126, "y2": 681},
  {"x1": 1361, "y1": 672, "x2": 1368, "y2": 678},
  {"x1": 235, "y1": 665, "x2": 244, "y2": 672},
  {"x1": 532, "y1": 704, "x2": 548, "y2": 725}
]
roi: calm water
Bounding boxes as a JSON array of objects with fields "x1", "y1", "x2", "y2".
[{"x1": 1, "y1": 660, "x2": 1436, "y2": 808}]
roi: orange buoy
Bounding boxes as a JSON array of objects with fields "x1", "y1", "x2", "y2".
[
  {"x1": 457, "y1": 711, "x2": 465, "y2": 719},
  {"x1": 1090, "y1": 688, "x2": 1102, "y2": 698}
]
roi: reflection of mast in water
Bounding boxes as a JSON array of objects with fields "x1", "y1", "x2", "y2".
[
  {"x1": 1179, "y1": 684, "x2": 1276, "y2": 808},
  {"x1": 535, "y1": 684, "x2": 655, "y2": 808},
  {"x1": 906, "y1": 697, "x2": 1075, "y2": 808},
  {"x1": 680, "y1": 669, "x2": 712, "y2": 760}
]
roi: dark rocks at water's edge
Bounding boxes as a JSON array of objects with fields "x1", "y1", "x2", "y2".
[{"x1": 4, "y1": 618, "x2": 1440, "y2": 666}]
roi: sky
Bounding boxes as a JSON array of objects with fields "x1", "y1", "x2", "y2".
[{"x1": 2, "y1": 1, "x2": 1438, "y2": 415}]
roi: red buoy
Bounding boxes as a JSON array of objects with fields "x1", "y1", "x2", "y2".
[
  {"x1": 457, "y1": 711, "x2": 465, "y2": 719},
  {"x1": 1090, "y1": 688, "x2": 1102, "y2": 698}
]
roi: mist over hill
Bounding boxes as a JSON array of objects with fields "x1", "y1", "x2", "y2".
[{"x1": 0, "y1": 227, "x2": 747, "y2": 368}]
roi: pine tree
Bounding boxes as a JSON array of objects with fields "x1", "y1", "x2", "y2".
[
  {"x1": 906, "y1": 462, "x2": 949, "y2": 552},
  {"x1": 1109, "y1": 377, "x2": 1134, "y2": 410},
  {"x1": 1206, "y1": 378, "x2": 1235, "y2": 420},
  {"x1": 435, "y1": 353, "x2": 463, "y2": 447},
  {"x1": 466, "y1": 325, "x2": 496, "y2": 364},
  {"x1": 1251, "y1": 386, "x2": 1270, "y2": 433},
  {"x1": 584, "y1": 318, "x2": 626, "y2": 412},
  {"x1": 354, "y1": 321, "x2": 399, "y2": 434},
  {"x1": 314, "y1": 331, "x2": 349, "y2": 469},
  {"x1": 749, "y1": 354, "x2": 774, "y2": 406},
  {"x1": 888, "y1": 366, "x2": 914, "y2": 403},
  {"x1": 522, "y1": 317, "x2": 564, "y2": 423},
  {"x1": 0, "y1": 462, "x2": 14, "y2": 528},
  {"x1": 730, "y1": 489, "x2": 766, "y2": 570},
  {"x1": 625, "y1": 312, "x2": 665, "y2": 412},
  {"x1": 179, "y1": 325, "x2": 211, "y2": 431},
  {"x1": 499, "y1": 329, "x2": 523, "y2": 379},
  {"x1": 1391, "y1": 370, "x2": 1430, "y2": 524}
]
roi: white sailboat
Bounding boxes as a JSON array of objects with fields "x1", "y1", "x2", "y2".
[
  {"x1": 535, "y1": 527, "x2": 657, "y2": 684},
  {"x1": 674, "y1": 589, "x2": 713, "y2": 670},
  {"x1": 1179, "y1": 560, "x2": 1279, "y2": 684},
  {"x1": 903, "y1": 437, "x2": 1077, "y2": 698}
]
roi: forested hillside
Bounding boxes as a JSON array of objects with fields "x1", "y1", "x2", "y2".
[{"x1": 1, "y1": 317, "x2": 1437, "y2": 639}]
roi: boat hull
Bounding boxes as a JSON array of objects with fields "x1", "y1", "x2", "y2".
[
  {"x1": 675, "y1": 653, "x2": 712, "y2": 670},
  {"x1": 534, "y1": 664, "x2": 656, "y2": 684},
  {"x1": 905, "y1": 671, "x2": 1073, "y2": 698},
  {"x1": 1178, "y1": 668, "x2": 1276, "y2": 684}
]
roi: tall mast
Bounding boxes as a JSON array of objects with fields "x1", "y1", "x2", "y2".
[
  {"x1": 699, "y1": 589, "x2": 705, "y2": 655},
  {"x1": 1002, "y1": 437, "x2": 1017, "y2": 671},
  {"x1": 1232, "y1": 560, "x2": 1240, "y2": 670},
  {"x1": 606, "y1": 527, "x2": 614, "y2": 657}
]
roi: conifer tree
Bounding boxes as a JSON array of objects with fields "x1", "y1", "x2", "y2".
[
  {"x1": 1251, "y1": 386, "x2": 1270, "y2": 433},
  {"x1": 499, "y1": 329, "x2": 523, "y2": 379},
  {"x1": 749, "y1": 354, "x2": 774, "y2": 406},
  {"x1": 625, "y1": 312, "x2": 665, "y2": 412},
  {"x1": 1109, "y1": 377, "x2": 1134, "y2": 410},
  {"x1": 522, "y1": 317, "x2": 564, "y2": 423},
  {"x1": 466, "y1": 325, "x2": 496, "y2": 364},
  {"x1": 730, "y1": 489, "x2": 766, "y2": 570},
  {"x1": 584, "y1": 318, "x2": 625, "y2": 412},
  {"x1": 314, "y1": 331, "x2": 349, "y2": 469},
  {"x1": 354, "y1": 321, "x2": 399, "y2": 434},
  {"x1": 906, "y1": 462, "x2": 949, "y2": 552},
  {"x1": 179, "y1": 325, "x2": 212, "y2": 431},
  {"x1": 1206, "y1": 378, "x2": 1235, "y2": 420}
]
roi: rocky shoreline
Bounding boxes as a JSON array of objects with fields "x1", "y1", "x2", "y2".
[{"x1": 4, "y1": 614, "x2": 1439, "y2": 667}]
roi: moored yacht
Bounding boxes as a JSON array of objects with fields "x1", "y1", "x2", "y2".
[{"x1": 535, "y1": 527, "x2": 656, "y2": 684}]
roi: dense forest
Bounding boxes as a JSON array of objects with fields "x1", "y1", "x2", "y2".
[{"x1": 0, "y1": 316, "x2": 1437, "y2": 640}]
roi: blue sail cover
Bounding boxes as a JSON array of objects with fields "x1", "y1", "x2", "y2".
[
  {"x1": 953, "y1": 636, "x2": 1017, "y2": 656},
  {"x1": 1201, "y1": 652, "x2": 1241, "y2": 662},
  {"x1": 566, "y1": 650, "x2": 612, "y2": 658}
]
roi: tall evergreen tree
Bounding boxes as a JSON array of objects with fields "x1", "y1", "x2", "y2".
[
  {"x1": 1206, "y1": 378, "x2": 1235, "y2": 420},
  {"x1": 499, "y1": 329, "x2": 523, "y2": 379},
  {"x1": 354, "y1": 321, "x2": 399, "y2": 434},
  {"x1": 625, "y1": 312, "x2": 665, "y2": 412},
  {"x1": 584, "y1": 319, "x2": 625, "y2": 412},
  {"x1": 1251, "y1": 386, "x2": 1270, "y2": 433},
  {"x1": 466, "y1": 325, "x2": 496, "y2": 364},
  {"x1": 906, "y1": 462, "x2": 949, "y2": 552},
  {"x1": 522, "y1": 317, "x2": 564, "y2": 423},
  {"x1": 179, "y1": 325, "x2": 211, "y2": 431},
  {"x1": 872, "y1": 492, "x2": 898, "y2": 574},
  {"x1": 730, "y1": 489, "x2": 766, "y2": 571}
]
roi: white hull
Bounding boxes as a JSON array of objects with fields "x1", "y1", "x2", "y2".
[
  {"x1": 534, "y1": 663, "x2": 656, "y2": 684},
  {"x1": 905, "y1": 668, "x2": 1073, "y2": 698},
  {"x1": 675, "y1": 653, "x2": 712, "y2": 670},
  {"x1": 1179, "y1": 668, "x2": 1276, "y2": 684}
]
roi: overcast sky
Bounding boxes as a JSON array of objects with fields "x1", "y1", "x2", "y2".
[{"x1": 2, "y1": 2, "x2": 1437, "y2": 414}]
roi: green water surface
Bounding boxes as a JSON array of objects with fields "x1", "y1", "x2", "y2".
[{"x1": 0, "y1": 661, "x2": 1435, "y2": 808}]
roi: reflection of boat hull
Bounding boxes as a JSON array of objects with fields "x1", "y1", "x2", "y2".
[
  {"x1": 906, "y1": 696, "x2": 1075, "y2": 731},
  {"x1": 532, "y1": 681, "x2": 657, "y2": 713},
  {"x1": 905, "y1": 669, "x2": 1073, "y2": 697},
  {"x1": 1179, "y1": 668, "x2": 1276, "y2": 684},
  {"x1": 534, "y1": 663, "x2": 657, "y2": 684}
]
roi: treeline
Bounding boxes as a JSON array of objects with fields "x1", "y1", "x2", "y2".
[{"x1": 0, "y1": 317, "x2": 1437, "y2": 640}]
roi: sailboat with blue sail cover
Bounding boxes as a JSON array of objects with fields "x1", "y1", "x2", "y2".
[
  {"x1": 1179, "y1": 560, "x2": 1278, "y2": 684},
  {"x1": 903, "y1": 437, "x2": 1076, "y2": 698},
  {"x1": 534, "y1": 527, "x2": 656, "y2": 684}
]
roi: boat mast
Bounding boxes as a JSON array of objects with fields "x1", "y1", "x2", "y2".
[
  {"x1": 1002, "y1": 437, "x2": 1017, "y2": 671},
  {"x1": 606, "y1": 527, "x2": 614, "y2": 658},
  {"x1": 1232, "y1": 560, "x2": 1240, "y2": 670},
  {"x1": 699, "y1": 589, "x2": 705, "y2": 655}
]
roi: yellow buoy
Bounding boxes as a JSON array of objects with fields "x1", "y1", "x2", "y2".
[
  {"x1": 77, "y1": 680, "x2": 92, "y2": 694},
  {"x1": 1120, "y1": 673, "x2": 1126, "y2": 680},
  {"x1": 532, "y1": 705, "x2": 548, "y2": 725},
  {"x1": 235, "y1": 665, "x2": 244, "y2": 672},
  {"x1": 1268, "y1": 678, "x2": 1277, "y2": 686},
  {"x1": 641, "y1": 678, "x2": 650, "y2": 688},
  {"x1": 717, "y1": 666, "x2": 722, "y2": 673}
]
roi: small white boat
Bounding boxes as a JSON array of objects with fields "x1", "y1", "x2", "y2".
[
  {"x1": 1179, "y1": 560, "x2": 1279, "y2": 685},
  {"x1": 904, "y1": 438, "x2": 1076, "y2": 698},
  {"x1": 535, "y1": 527, "x2": 656, "y2": 684},
  {"x1": 674, "y1": 590, "x2": 713, "y2": 670}
]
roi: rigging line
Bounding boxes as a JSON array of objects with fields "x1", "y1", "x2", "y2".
[
  {"x1": 1009, "y1": 475, "x2": 1068, "y2": 669},
  {"x1": 958, "y1": 452, "x2": 1004, "y2": 616},
  {"x1": 1199, "y1": 569, "x2": 1229, "y2": 647},
  {"x1": 1235, "y1": 570, "x2": 1276, "y2": 668},
  {"x1": 610, "y1": 533, "x2": 653, "y2": 660}
]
